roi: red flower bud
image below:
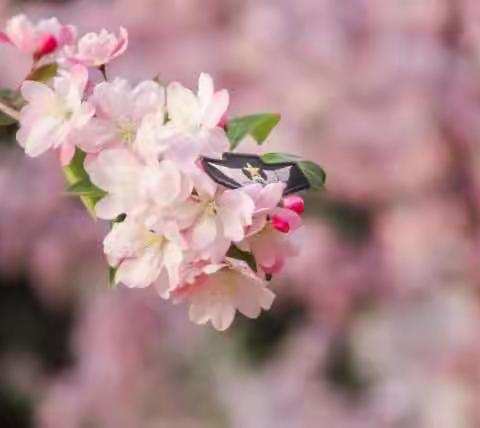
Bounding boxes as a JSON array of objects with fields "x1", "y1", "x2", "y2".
[
  {"x1": 34, "y1": 34, "x2": 58, "y2": 60},
  {"x1": 282, "y1": 195, "x2": 304, "y2": 215},
  {"x1": 272, "y1": 215, "x2": 290, "y2": 233}
]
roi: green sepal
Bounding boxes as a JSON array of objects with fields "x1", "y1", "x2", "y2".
[{"x1": 27, "y1": 63, "x2": 58, "y2": 82}]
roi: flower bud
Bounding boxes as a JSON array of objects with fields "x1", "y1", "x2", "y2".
[
  {"x1": 282, "y1": 195, "x2": 304, "y2": 215},
  {"x1": 272, "y1": 214, "x2": 290, "y2": 233},
  {"x1": 34, "y1": 34, "x2": 58, "y2": 60}
]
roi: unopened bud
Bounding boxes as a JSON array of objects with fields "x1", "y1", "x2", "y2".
[
  {"x1": 282, "y1": 195, "x2": 304, "y2": 214},
  {"x1": 34, "y1": 34, "x2": 58, "y2": 60},
  {"x1": 272, "y1": 215, "x2": 290, "y2": 233}
]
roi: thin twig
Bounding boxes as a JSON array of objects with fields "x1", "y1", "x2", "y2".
[{"x1": 0, "y1": 100, "x2": 20, "y2": 122}]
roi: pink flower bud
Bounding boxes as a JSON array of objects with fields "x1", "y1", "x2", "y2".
[
  {"x1": 272, "y1": 214, "x2": 290, "y2": 233},
  {"x1": 282, "y1": 195, "x2": 304, "y2": 214},
  {"x1": 34, "y1": 34, "x2": 58, "y2": 60}
]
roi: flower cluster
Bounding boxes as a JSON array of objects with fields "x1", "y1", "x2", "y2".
[{"x1": 0, "y1": 15, "x2": 325, "y2": 330}]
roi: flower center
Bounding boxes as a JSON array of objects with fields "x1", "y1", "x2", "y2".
[
  {"x1": 205, "y1": 200, "x2": 218, "y2": 216},
  {"x1": 119, "y1": 122, "x2": 137, "y2": 144},
  {"x1": 144, "y1": 231, "x2": 164, "y2": 249}
]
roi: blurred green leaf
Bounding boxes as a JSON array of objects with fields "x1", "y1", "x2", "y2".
[
  {"x1": 226, "y1": 113, "x2": 280, "y2": 150},
  {"x1": 298, "y1": 160, "x2": 326, "y2": 191},
  {"x1": 226, "y1": 245, "x2": 257, "y2": 272},
  {"x1": 63, "y1": 149, "x2": 104, "y2": 219},
  {"x1": 28, "y1": 63, "x2": 58, "y2": 82},
  {"x1": 262, "y1": 152, "x2": 326, "y2": 191}
]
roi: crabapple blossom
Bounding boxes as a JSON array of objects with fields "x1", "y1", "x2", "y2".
[
  {"x1": 243, "y1": 182, "x2": 303, "y2": 235},
  {"x1": 104, "y1": 214, "x2": 185, "y2": 296},
  {"x1": 180, "y1": 185, "x2": 256, "y2": 261},
  {"x1": 167, "y1": 72, "x2": 229, "y2": 134},
  {"x1": 84, "y1": 147, "x2": 191, "y2": 220},
  {"x1": 174, "y1": 258, "x2": 275, "y2": 331},
  {"x1": 17, "y1": 65, "x2": 94, "y2": 161},
  {"x1": 0, "y1": 14, "x2": 76, "y2": 60},
  {"x1": 63, "y1": 27, "x2": 128, "y2": 68},
  {"x1": 73, "y1": 78, "x2": 165, "y2": 153},
  {"x1": 239, "y1": 223, "x2": 299, "y2": 274}
]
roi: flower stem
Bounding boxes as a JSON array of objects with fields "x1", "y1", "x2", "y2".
[
  {"x1": 0, "y1": 100, "x2": 19, "y2": 122},
  {"x1": 99, "y1": 64, "x2": 108, "y2": 81}
]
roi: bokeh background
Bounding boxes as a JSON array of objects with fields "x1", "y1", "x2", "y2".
[{"x1": 2, "y1": 0, "x2": 480, "y2": 427}]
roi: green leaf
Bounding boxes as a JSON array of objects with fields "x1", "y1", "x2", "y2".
[
  {"x1": 28, "y1": 63, "x2": 58, "y2": 82},
  {"x1": 261, "y1": 152, "x2": 301, "y2": 163},
  {"x1": 227, "y1": 245, "x2": 257, "y2": 272},
  {"x1": 226, "y1": 113, "x2": 280, "y2": 150},
  {"x1": 262, "y1": 152, "x2": 326, "y2": 191},
  {"x1": 63, "y1": 149, "x2": 105, "y2": 218},
  {"x1": 297, "y1": 160, "x2": 326, "y2": 191}
]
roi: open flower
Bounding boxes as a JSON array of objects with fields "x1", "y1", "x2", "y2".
[
  {"x1": 174, "y1": 258, "x2": 275, "y2": 331},
  {"x1": 0, "y1": 14, "x2": 76, "y2": 60},
  {"x1": 104, "y1": 215, "x2": 185, "y2": 296},
  {"x1": 17, "y1": 65, "x2": 94, "y2": 160},
  {"x1": 179, "y1": 185, "x2": 255, "y2": 261},
  {"x1": 73, "y1": 78, "x2": 165, "y2": 153},
  {"x1": 85, "y1": 147, "x2": 191, "y2": 220},
  {"x1": 63, "y1": 27, "x2": 128, "y2": 68},
  {"x1": 167, "y1": 72, "x2": 229, "y2": 134},
  {"x1": 238, "y1": 223, "x2": 299, "y2": 274},
  {"x1": 243, "y1": 182, "x2": 302, "y2": 234}
]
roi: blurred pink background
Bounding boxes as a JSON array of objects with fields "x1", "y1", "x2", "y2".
[{"x1": 2, "y1": 0, "x2": 480, "y2": 427}]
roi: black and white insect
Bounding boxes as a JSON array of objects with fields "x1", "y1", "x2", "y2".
[{"x1": 202, "y1": 153, "x2": 310, "y2": 195}]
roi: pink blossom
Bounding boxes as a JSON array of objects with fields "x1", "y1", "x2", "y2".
[
  {"x1": 239, "y1": 223, "x2": 298, "y2": 274},
  {"x1": 179, "y1": 186, "x2": 256, "y2": 261},
  {"x1": 17, "y1": 65, "x2": 94, "y2": 160},
  {"x1": 85, "y1": 148, "x2": 191, "y2": 220},
  {"x1": 243, "y1": 183, "x2": 303, "y2": 235},
  {"x1": 72, "y1": 78, "x2": 165, "y2": 153},
  {"x1": 174, "y1": 258, "x2": 275, "y2": 331},
  {"x1": 104, "y1": 215, "x2": 185, "y2": 295},
  {"x1": 63, "y1": 27, "x2": 128, "y2": 68},
  {"x1": 166, "y1": 72, "x2": 229, "y2": 134},
  {"x1": 0, "y1": 14, "x2": 76, "y2": 59}
]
